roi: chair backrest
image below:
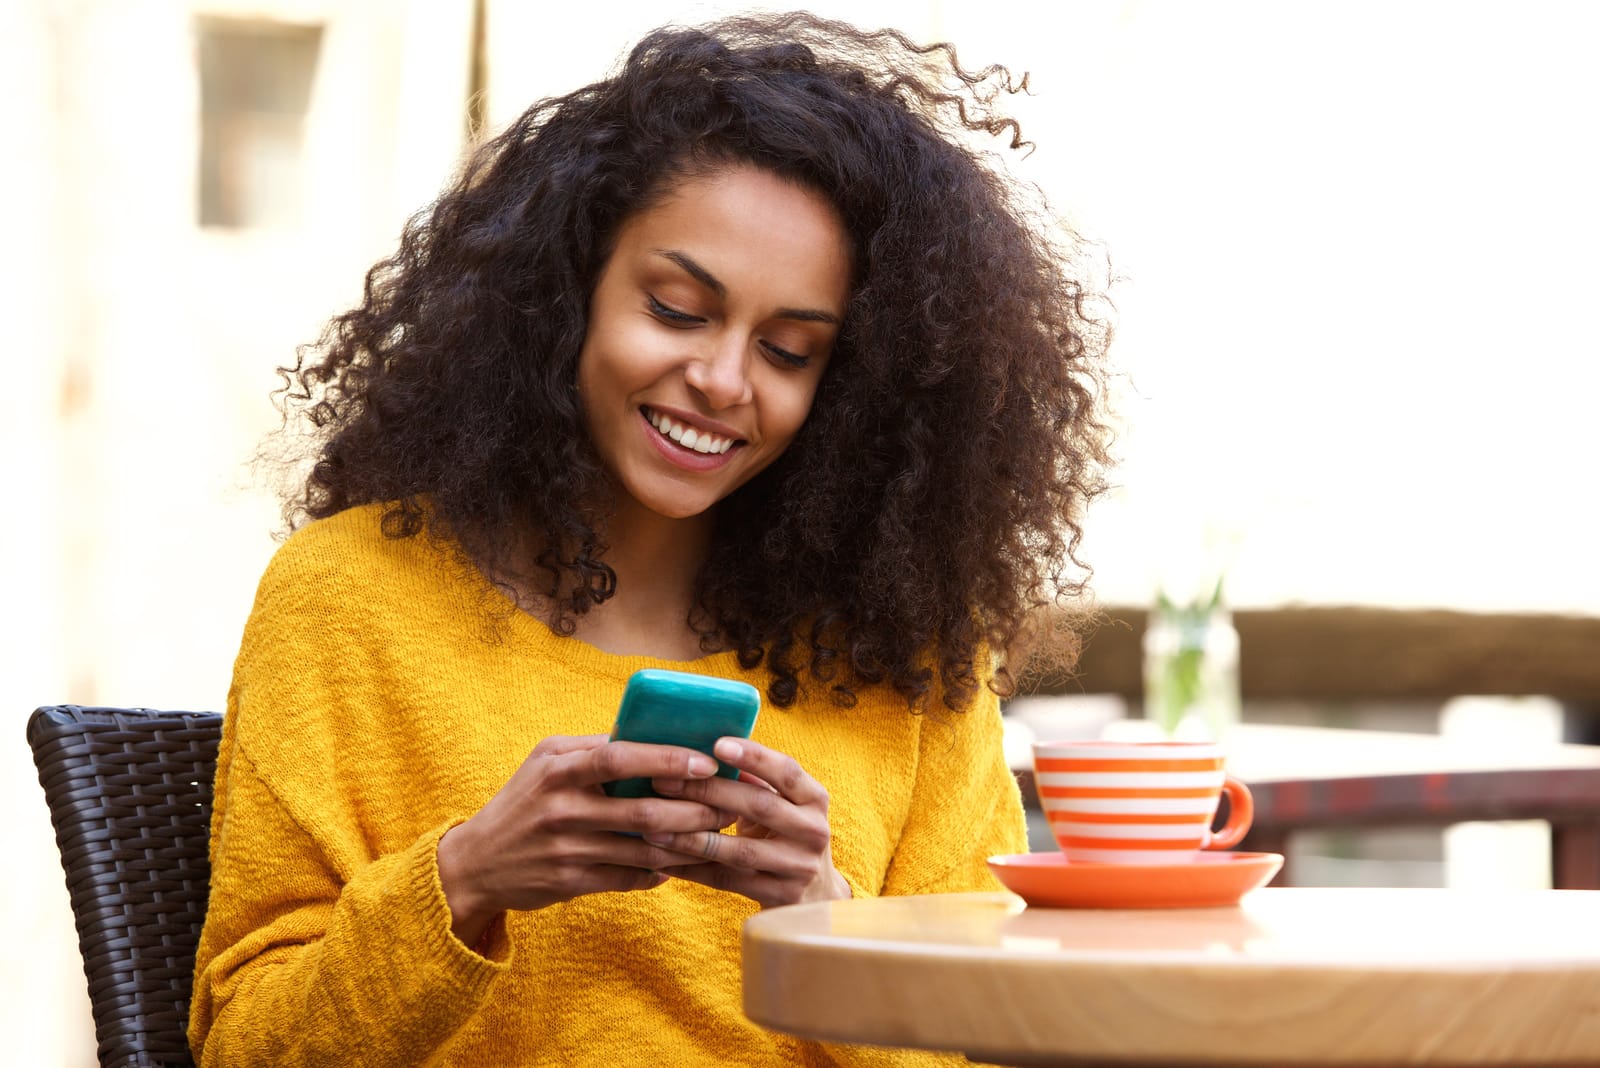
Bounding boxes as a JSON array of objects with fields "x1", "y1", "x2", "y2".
[{"x1": 28, "y1": 705, "x2": 222, "y2": 1068}]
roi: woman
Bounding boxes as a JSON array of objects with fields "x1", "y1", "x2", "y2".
[{"x1": 190, "y1": 11, "x2": 1110, "y2": 1066}]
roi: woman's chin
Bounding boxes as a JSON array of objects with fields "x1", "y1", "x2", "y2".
[{"x1": 621, "y1": 487, "x2": 720, "y2": 523}]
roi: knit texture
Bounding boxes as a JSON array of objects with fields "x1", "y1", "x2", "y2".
[{"x1": 189, "y1": 504, "x2": 1028, "y2": 1066}]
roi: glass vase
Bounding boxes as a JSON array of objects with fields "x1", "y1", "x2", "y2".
[{"x1": 1142, "y1": 600, "x2": 1241, "y2": 740}]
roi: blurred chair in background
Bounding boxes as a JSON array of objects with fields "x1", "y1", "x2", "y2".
[{"x1": 1239, "y1": 762, "x2": 1600, "y2": 889}]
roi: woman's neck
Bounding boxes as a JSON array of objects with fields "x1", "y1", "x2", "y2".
[{"x1": 566, "y1": 498, "x2": 715, "y2": 660}]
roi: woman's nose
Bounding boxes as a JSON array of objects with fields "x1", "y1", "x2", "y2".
[{"x1": 683, "y1": 334, "x2": 755, "y2": 409}]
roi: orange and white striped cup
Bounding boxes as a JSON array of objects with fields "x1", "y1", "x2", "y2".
[{"x1": 1031, "y1": 740, "x2": 1254, "y2": 864}]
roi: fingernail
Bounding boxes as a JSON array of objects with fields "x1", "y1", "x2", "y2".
[
  {"x1": 655, "y1": 778, "x2": 684, "y2": 795},
  {"x1": 688, "y1": 754, "x2": 717, "y2": 776},
  {"x1": 644, "y1": 833, "x2": 671, "y2": 846},
  {"x1": 713, "y1": 738, "x2": 742, "y2": 761}
]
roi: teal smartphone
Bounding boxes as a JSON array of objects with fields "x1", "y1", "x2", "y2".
[{"x1": 602, "y1": 668, "x2": 761, "y2": 799}]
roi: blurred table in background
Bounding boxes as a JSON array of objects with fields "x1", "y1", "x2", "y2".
[
  {"x1": 1230, "y1": 723, "x2": 1600, "y2": 888},
  {"x1": 744, "y1": 889, "x2": 1600, "y2": 1066}
]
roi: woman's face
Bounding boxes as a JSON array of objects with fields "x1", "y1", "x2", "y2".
[{"x1": 576, "y1": 164, "x2": 852, "y2": 523}]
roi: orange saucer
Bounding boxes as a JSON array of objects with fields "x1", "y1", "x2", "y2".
[{"x1": 987, "y1": 851, "x2": 1283, "y2": 909}]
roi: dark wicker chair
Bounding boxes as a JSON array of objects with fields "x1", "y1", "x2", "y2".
[{"x1": 28, "y1": 705, "x2": 222, "y2": 1068}]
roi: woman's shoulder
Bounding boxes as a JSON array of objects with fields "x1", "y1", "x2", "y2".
[
  {"x1": 269, "y1": 501, "x2": 403, "y2": 568},
  {"x1": 230, "y1": 504, "x2": 479, "y2": 742},
  {"x1": 267, "y1": 502, "x2": 443, "y2": 577},
  {"x1": 251, "y1": 503, "x2": 459, "y2": 622}
]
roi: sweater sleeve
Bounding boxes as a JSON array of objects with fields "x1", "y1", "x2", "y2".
[
  {"x1": 880, "y1": 683, "x2": 1028, "y2": 897},
  {"x1": 188, "y1": 737, "x2": 508, "y2": 1066},
  {"x1": 188, "y1": 520, "x2": 511, "y2": 1065}
]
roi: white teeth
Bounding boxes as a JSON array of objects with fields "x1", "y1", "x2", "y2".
[{"x1": 646, "y1": 408, "x2": 734, "y2": 455}]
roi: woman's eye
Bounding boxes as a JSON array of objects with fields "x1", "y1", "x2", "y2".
[
  {"x1": 647, "y1": 295, "x2": 703, "y2": 325},
  {"x1": 761, "y1": 340, "x2": 810, "y2": 369}
]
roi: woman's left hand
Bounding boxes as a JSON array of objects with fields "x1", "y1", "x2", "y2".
[{"x1": 644, "y1": 738, "x2": 850, "y2": 908}]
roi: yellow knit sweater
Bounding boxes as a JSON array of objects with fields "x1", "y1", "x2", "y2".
[{"x1": 189, "y1": 505, "x2": 1028, "y2": 1066}]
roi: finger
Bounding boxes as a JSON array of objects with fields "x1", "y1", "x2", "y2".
[
  {"x1": 648, "y1": 782, "x2": 740, "y2": 828},
  {"x1": 653, "y1": 773, "x2": 771, "y2": 813},
  {"x1": 548, "y1": 827, "x2": 735, "y2": 875},
  {"x1": 551, "y1": 741, "x2": 720, "y2": 790},
  {"x1": 532, "y1": 733, "x2": 612, "y2": 757},
  {"x1": 664, "y1": 861, "x2": 788, "y2": 904},
  {"x1": 542, "y1": 791, "x2": 729, "y2": 836},
  {"x1": 713, "y1": 738, "x2": 828, "y2": 808},
  {"x1": 607, "y1": 795, "x2": 732, "y2": 836},
  {"x1": 600, "y1": 834, "x2": 733, "y2": 872},
  {"x1": 643, "y1": 828, "x2": 817, "y2": 877},
  {"x1": 642, "y1": 829, "x2": 733, "y2": 866},
  {"x1": 577, "y1": 863, "x2": 671, "y2": 895},
  {"x1": 653, "y1": 771, "x2": 822, "y2": 846},
  {"x1": 735, "y1": 769, "x2": 777, "y2": 792}
]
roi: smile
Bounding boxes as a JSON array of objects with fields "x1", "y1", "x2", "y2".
[{"x1": 643, "y1": 407, "x2": 740, "y2": 455}]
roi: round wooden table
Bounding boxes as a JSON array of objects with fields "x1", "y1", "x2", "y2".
[{"x1": 742, "y1": 888, "x2": 1600, "y2": 1066}]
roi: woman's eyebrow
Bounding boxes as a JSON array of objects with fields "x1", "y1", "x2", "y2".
[
  {"x1": 652, "y1": 248, "x2": 841, "y2": 326},
  {"x1": 655, "y1": 249, "x2": 726, "y2": 297}
]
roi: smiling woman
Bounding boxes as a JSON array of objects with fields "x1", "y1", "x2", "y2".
[
  {"x1": 576, "y1": 166, "x2": 850, "y2": 534},
  {"x1": 192, "y1": 11, "x2": 1111, "y2": 1067}
]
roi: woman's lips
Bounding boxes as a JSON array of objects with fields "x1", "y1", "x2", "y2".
[
  {"x1": 639, "y1": 407, "x2": 742, "y2": 471},
  {"x1": 644, "y1": 406, "x2": 739, "y2": 454}
]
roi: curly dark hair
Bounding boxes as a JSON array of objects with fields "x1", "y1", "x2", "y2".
[{"x1": 276, "y1": 10, "x2": 1112, "y2": 712}]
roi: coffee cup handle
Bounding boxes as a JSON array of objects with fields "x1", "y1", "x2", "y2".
[{"x1": 1204, "y1": 776, "x2": 1254, "y2": 850}]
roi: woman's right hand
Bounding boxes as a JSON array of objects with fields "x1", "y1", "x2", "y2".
[{"x1": 435, "y1": 734, "x2": 731, "y2": 947}]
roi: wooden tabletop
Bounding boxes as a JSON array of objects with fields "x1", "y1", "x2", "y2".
[{"x1": 743, "y1": 889, "x2": 1600, "y2": 1066}]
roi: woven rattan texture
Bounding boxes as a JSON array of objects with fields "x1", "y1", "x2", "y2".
[{"x1": 28, "y1": 705, "x2": 221, "y2": 1068}]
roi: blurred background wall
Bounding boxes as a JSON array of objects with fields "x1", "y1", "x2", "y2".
[{"x1": 3, "y1": 1, "x2": 1595, "y2": 1062}]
